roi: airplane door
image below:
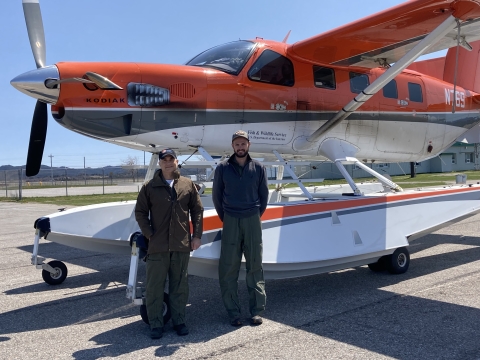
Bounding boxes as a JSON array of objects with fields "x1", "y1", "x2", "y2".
[
  {"x1": 242, "y1": 49, "x2": 296, "y2": 145},
  {"x1": 202, "y1": 71, "x2": 245, "y2": 150},
  {"x1": 375, "y1": 73, "x2": 428, "y2": 155}
]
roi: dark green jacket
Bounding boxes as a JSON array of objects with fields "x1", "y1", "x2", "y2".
[{"x1": 135, "y1": 170, "x2": 203, "y2": 254}]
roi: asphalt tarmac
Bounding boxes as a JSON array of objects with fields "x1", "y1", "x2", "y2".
[{"x1": 1, "y1": 202, "x2": 479, "y2": 359}]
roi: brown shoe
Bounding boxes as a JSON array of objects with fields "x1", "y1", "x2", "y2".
[{"x1": 250, "y1": 316, "x2": 263, "y2": 325}]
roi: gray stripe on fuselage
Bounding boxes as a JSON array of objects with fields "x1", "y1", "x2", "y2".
[
  {"x1": 59, "y1": 108, "x2": 479, "y2": 139},
  {"x1": 201, "y1": 189, "x2": 480, "y2": 245}
]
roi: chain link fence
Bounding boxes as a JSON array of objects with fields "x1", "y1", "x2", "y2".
[{"x1": 1, "y1": 166, "x2": 205, "y2": 199}]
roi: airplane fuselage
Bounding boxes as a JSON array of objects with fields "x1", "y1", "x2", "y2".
[{"x1": 22, "y1": 39, "x2": 480, "y2": 162}]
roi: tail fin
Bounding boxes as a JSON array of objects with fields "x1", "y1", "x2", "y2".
[{"x1": 408, "y1": 40, "x2": 480, "y2": 93}]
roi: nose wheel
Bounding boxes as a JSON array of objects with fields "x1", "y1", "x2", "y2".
[
  {"x1": 41, "y1": 260, "x2": 68, "y2": 285},
  {"x1": 139, "y1": 293, "x2": 172, "y2": 325}
]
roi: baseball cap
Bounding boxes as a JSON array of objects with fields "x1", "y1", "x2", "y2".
[
  {"x1": 232, "y1": 130, "x2": 249, "y2": 142},
  {"x1": 159, "y1": 148, "x2": 177, "y2": 159}
]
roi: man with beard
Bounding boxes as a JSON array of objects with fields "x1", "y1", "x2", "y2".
[
  {"x1": 212, "y1": 130, "x2": 269, "y2": 326},
  {"x1": 135, "y1": 148, "x2": 203, "y2": 339}
]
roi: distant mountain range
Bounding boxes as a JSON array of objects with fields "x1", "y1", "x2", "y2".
[{"x1": 1, "y1": 164, "x2": 120, "y2": 170}]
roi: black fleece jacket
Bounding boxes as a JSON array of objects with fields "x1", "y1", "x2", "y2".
[{"x1": 212, "y1": 155, "x2": 269, "y2": 221}]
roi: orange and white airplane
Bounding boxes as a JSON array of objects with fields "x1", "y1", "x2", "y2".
[
  {"x1": 12, "y1": 0, "x2": 480, "y2": 182},
  {"x1": 12, "y1": 0, "x2": 480, "y2": 302}
]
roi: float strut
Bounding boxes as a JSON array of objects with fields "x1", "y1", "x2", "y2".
[
  {"x1": 273, "y1": 150, "x2": 313, "y2": 200},
  {"x1": 334, "y1": 161, "x2": 362, "y2": 196}
]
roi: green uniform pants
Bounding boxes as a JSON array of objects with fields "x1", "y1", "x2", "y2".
[
  {"x1": 146, "y1": 251, "x2": 190, "y2": 329},
  {"x1": 219, "y1": 212, "x2": 266, "y2": 320}
]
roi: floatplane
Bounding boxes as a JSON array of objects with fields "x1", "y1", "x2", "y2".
[{"x1": 11, "y1": 0, "x2": 480, "y2": 322}]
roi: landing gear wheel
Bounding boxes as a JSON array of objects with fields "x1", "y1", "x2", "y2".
[
  {"x1": 387, "y1": 247, "x2": 410, "y2": 274},
  {"x1": 42, "y1": 260, "x2": 68, "y2": 285},
  {"x1": 140, "y1": 292, "x2": 171, "y2": 325},
  {"x1": 368, "y1": 256, "x2": 387, "y2": 272}
]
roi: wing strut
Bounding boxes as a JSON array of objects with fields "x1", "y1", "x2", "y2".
[{"x1": 293, "y1": 14, "x2": 459, "y2": 152}]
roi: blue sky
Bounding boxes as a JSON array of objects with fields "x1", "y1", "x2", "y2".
[{"x1": 2, "y1": 0, "x2": 435, "y2": 168}]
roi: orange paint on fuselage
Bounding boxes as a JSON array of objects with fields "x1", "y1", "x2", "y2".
[{"x1": 53, "y1": 39, "x2": 478, "y2": 115}]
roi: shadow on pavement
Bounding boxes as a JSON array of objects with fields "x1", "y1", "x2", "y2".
[{"x1": 1, "y1": 233, "x2": 479, "y2": 358}]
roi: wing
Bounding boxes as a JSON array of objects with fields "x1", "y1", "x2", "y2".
[{"x1": 287, "y1": 0, "x2": 480, "y2": 68}]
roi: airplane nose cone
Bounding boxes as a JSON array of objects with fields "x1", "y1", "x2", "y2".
[{"x1": 11, "y1": 65, "x2": 60, "y2": 104}]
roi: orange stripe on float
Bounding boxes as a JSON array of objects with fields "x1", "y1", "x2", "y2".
[{"x1": 199, "y1": 186, "x2": 480, "y2": 232}]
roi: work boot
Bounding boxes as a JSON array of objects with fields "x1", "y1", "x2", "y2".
[
  {"x1": 173, "y1": 324, "x2": 189, "y2": 336},
  {"x1": 250, "y1": 315, "x2": 263, "y2": 325},
  {"x1": 150, "y1": 327, "x2": 163, "y2": 339},
  {"x1": 230, "y1": 318, "x2": 242, "y2": 327}
]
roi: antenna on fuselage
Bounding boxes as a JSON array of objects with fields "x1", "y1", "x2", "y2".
[{"x1": 282, "y1": 30, "x2": 291, "y2": 43}]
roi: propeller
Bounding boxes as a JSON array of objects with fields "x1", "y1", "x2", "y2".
[
  {"x1": 26, "y1": 101, "x2": 47, "y2": 176},
  {"x1": 22, "y1": 0, "x2": 48, "y2": 177}
]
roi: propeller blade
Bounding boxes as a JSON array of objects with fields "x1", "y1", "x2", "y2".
[
  {"x1": 22, "y1": 0, "x2": 46, "y2": 68},
  {"x1": 26, "y1": 100, "x2": 48, "y2": 177}
]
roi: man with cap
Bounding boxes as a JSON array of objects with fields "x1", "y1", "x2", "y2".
[
  {"x1": 212, "y1": 130, "x2": 269, "y2": 326},
  {"x1": 135, "y1": 148, "x2": 204, "y2": 339}
]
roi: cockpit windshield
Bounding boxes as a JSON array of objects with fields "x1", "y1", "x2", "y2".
[{"x1": 186, "y1": 40, "x2": 256, "y2": 75}]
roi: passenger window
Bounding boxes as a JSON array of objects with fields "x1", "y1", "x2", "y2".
[
  {"x1": 248, "y1": 50, "x2": 294, "y2": 86},
  {"x1": 349, "y1": 72, "x2": 369, "y2": 93},
  {"x1": 383, "y1": 80, "x2": 398, "y2": 99},
  {"x1": 313, "y1": 66, "x2": 335, "y2": 89},
  {"x1": 408, "y1": 82, "x2": 423, "y2": 102}
]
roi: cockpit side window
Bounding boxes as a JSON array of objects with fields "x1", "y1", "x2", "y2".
[{"x1": 247, "y1": 50, "x2": 294, "y2": 87}]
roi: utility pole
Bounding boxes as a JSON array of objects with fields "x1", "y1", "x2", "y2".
[
  {"x1": 84, "y1": 156, "x2": 86, "y2": 185},
  {"x1": 48, "y1": 154, "x2": 54, "y2": 185}
]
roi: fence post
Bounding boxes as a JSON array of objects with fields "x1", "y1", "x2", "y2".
[
  {"x1": 65, "y1": 168, "x2": 68, "y2": 196},
  {"x1": 4, "y1": 171, "x2": 7, "y2": 198},
  {"x1": 102, "y1": 168, "x2": 105, "y2": 195},
  {"x1": 18, "y1": 169, "x2": 23, "y2": 200}
]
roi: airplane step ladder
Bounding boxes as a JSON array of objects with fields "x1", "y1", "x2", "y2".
[{"x1": 126, "y1": 152, "x2": 159, "y2": 305}]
